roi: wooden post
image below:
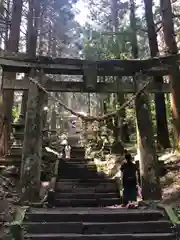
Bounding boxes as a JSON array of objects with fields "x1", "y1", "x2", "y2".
[
  {"x1": 20, "y1": 69, "x2": 45, "y2": 202},
  {"x1": 83, "y1": 63, "x2": 97, "y2": 91},
  {"x1": 50, "y1": 106, "x2": 57, "y2": 132},
  {"x1": 135, "y1": 78, "x2": 162, "y2": 200}
]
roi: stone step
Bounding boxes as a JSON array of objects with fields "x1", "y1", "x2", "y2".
[
  {"x1": 60, "y1": 159, "x2": 93, "y2": 163},
  {"x1": 55, "y1": 181, "x2": 117, "y2": 189},
  {"x1": 54, "y1": 198, "x2": 120, "y2": 207},
  {"x1": 24, "y1": 209, "x2": 165, "y2": 223},
  {"x1": 59, "y1": 164, "x2": 97, "y2": 171},
  {"x1": 71, "y1": 151, "x2": 85, "y2": 154},
  {"x1": 23, "y1": 221, "x2": 172, "y2": 234},
  {"x1": 56, "y1": 178, "x2": 115, "y2": 183},
  {"x1": 59, "y1": 158, "x2": 93, "y2": 162},
  {"x1": 70, "y1": 155, "x2": 85, "y2": 158},
  {"x1": 61, "y1": 159, "x2": 93, "y2": 163},
  {"x1": 59, "y1": 161, "x2": 95, "y2": 166},
  {"x1": 65, "y1": 154, "x2": 85, "y2": 158},
  {"x1": 70, "y1": 150, "x2": 85, "y2": 154},
  {"x1": 58, "y1": 166, "x2": 100, "y2": 173},
  {"x1": 71, "y1": 149, "x2": 85, "y2": 154},
  {"x1": 55, "y1": 188, "x2": 119, "y2": 194},
  {"x1": 58, "y1": 172, "x2": 104, "y2": 180},
  {"x1": 57, "y1": 174, "x2": 106, "y2": 179},
  {"x1": 58, "y1": 167, "x2": 98, "y2": 173},
  {"x1": 57, "y1": 176, "x2": 106, "y2": 180},
  {"x1": 70, "y1": 154, "x2": 85, "y2": 157},
  {"x1": 54, "y1": 192, "x2": 118, "y2": 199},
  {"x1": 67, "y1": 155, "x2": 85, "y2": 158},
  {"x1": 70, "y1": 154, "x2": 85, "y2": 158},
  {"x1": 24, "y1": 233, "x2": 174, "y2": 240},
  {"x1": 58, "y1": 162, "x2": 94, "y2": 168},
  {"x1": 55, "y1": 185, "x2": 119, "y2": 193}
]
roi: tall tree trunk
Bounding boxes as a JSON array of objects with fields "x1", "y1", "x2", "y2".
[
  {"x1": 144, "y1": 0, "x2": 170, "y2": 149},
  {"x1": 40, "y1": 2, "x2": 50, "y2": 128},
  {"x1": 4, "y1": 0, "x2": 10, "y2": 49},
  {"x1": 20, "y1": 0, "x2": 40, "y2": 118},
  {"x1": 160, "y1": 0, "x2": 180, "y2": 147},
  {"x1": 0, "y1": 0, "x2": 4, "y2": 47},
  {"x1": 0, "y1": 0, "x2": 22, "y2": 156},
  {"x1": 38, "y1": 2, "x2": 45, "y2": 55},
  {"x1": 111, "y1": 0, "x2": 128, "y2": 143},
  {"x1": 135, "y1": 88, "x2": 162, "y2": 200},
  {"x1": 130, "y1": 0, "x2": 161, "y2": 200},
  {"x1": 20, "y1": 0, "x2": 41, "y2": 202}
]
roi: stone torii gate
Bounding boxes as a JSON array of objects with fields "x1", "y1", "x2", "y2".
[{"x1": 0, "y1": 53, "x2": 178, "y2": 201}]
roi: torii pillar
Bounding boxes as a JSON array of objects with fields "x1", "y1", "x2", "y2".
[
  {"x1": 20, "y1": 69, "x2": 45, "y2": 202},
  {"x1": 135, "y1": 78, "x2": 162, "y2": 200}
]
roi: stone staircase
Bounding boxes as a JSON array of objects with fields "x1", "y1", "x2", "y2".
[
  {"x1": 23, "y1": 146, "x2": 175, "y2": 240},
  {"x1": 54, "y1": 146, "x2": 120, "y2": 207},
  {"x1": 54, "y1": 167, "x2": 120, "y2": 207},
  {"x1": 24, "y1": 208, "x2": 174, "y2": 240}
]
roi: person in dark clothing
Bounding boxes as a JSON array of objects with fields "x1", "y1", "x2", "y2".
[{"x1": 121, "y1": 153, "x2": 138, "y2": 205}]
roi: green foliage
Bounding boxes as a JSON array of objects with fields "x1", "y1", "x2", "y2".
[
  {"x1": 82, "y1": 26, "x2": 133, "y2": 60},
  {"x1": 12, "y1": 107, "x2": 20, "y2": 122},
  {"x1": 81, "y1": 0, "x2": 173, "y2": 146}
]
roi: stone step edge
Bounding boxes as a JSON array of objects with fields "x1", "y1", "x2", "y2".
[
  {"x1": 26, "y1": 209, "x2": 164, "y2": 214},
  {"x1": 23, "y1": 220, "x2": 171, "y2": 225},
  {"x1": 55, "y1": 198, "x2": 120, "y2": 201},
  {"x1": 24, "y1": 233, "x2": 174, "y2": 237},
  {"x1": 54, "y1": 192, "x2": 118, "y2": 195}
]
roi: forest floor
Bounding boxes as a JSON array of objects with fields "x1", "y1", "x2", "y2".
[
  {"x1": 0, "y1": 170, "x2": 19, "y2": 239},
  {"x1": 159, "y1": 152, "x2": 180, "y2": 205},
  {"x1": 127, "y1": 144, "x2": 180, "y2": 205}
]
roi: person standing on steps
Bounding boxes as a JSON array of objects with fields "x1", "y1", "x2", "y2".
[
  {"x1": 120, "y1": 153, "x2": 138, "y2": 207},
  {"x1": 61, "y1": 137, "x2": 67, "y2": 158},
  {"x1": 64, "y1": 142, "x2": 71, "y2": 159},
  {"x1": 61, "y1": 138, "x2": 71, "y2": 159}
]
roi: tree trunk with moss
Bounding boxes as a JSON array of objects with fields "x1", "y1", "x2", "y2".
[
  {"x1": 160, "y1": 0, "x2": 180, "y2": 147},
  {"x1": 135, "y1": 88, "x2": 162, "y2": 200},
  {"x1": 130, "y1": 0, "x2": 161, "y2": 200}
]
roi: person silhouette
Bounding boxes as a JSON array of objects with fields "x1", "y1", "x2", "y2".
[{"x1": 121, "y1": 153, "x2": 138, "y2": 206}]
